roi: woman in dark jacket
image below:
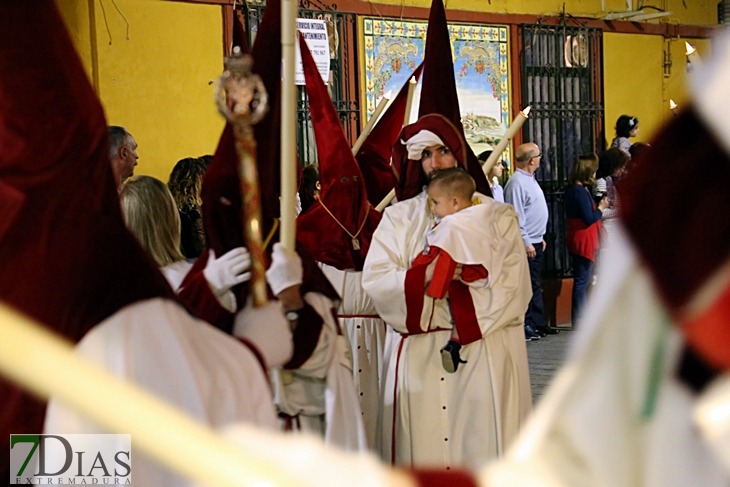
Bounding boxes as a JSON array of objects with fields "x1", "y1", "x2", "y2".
[
  {"x1": 564, "y1": 154, "x2": 608, "y2": 326},
  {"x1": 168, "y1": 157, "x2": 209, "y2": 259}
]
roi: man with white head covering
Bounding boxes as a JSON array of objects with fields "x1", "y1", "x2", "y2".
[
  {"x1": 361, "y1": 0, "x2": 532, "y2": 470},
  {"x1": 362, "y1": 111, "x2": 533, "y2": 470}
]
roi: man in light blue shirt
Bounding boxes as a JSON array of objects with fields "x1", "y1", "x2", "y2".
[{"x1": 504, "y1": 143, "x2": 555, "y2": 340}]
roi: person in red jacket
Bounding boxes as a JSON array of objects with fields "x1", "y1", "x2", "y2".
[{"x1": 564, "y1": 154, "x2": 609, "y2": 326}]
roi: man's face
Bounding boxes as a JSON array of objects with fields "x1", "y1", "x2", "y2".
[
  {"x1": 119, "y1": 136, "x2": 139, "y2": 181},
  {"x1": 421, "y1": 144, "x2": 457, "y2": 178}
]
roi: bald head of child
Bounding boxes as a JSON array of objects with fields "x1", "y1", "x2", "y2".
[{"x1": 428, "y1": 167, "x2": 476, "y2": 219}]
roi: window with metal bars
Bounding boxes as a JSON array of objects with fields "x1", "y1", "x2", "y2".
[
  {"x1": 243, "y1": 1, "x2": 360, "y2": 167},
  {"x1": 520, "y1": 24, "x2": 605, "y2": 278}
]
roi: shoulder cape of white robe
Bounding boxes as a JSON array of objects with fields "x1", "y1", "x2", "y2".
[
  {"x1": 362, "y1": 190, "x2": 533, "y2": 470},
  {"x1": 44, "y1": 298, "x2": 277, "y2": 487}
]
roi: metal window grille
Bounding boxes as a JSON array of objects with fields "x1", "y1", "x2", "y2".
[
  {"x1": 520, "y1": 24, "x2": 605, "y2": 278},
  {"x1": 242, "y1": 1, "x2": 360, "y2": 167},
  {"x1": 720, "y1": 1, "x2": 730, "y2": 25}
]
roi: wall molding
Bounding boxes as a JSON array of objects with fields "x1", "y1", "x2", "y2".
[{"x1": 174, "y1": 0, "x2": 716, "y2": 38}]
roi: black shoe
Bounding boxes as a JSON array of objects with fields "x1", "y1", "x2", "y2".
[
  {"x1": 440, "y1": 340, "x2": 467, "y2": 373},
  {"x1": 525, "y1": 325, "x2": 540, "y2": 341},
  {"x1": 537, "y1": 326, "x2": 559, "y2": 335}
]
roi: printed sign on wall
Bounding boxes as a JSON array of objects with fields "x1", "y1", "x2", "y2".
[{"x1": 296, "y1": 19, "x2": 330, "y2": 85}]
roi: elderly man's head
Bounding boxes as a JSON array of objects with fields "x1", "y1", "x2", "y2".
[
  {"x1": 108, "y1": 126, "x2": 138, "y2": 191},
  {"x1": 515, "y1": 143, "x2": 541, "y2": 173}
]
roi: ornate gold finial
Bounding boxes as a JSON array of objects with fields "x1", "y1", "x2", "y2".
[{"x1": 215, "y1": 46, "x2": 269, "y2": 131}]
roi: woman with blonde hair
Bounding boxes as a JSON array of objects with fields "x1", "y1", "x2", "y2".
[
  {"x1": 564, "y1": 154, "x2": 608, "y2": 326},
  {"x1": 121, "y1": 176, "x2": 251, "y2": 300}
]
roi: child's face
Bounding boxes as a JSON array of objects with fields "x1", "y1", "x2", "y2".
[{"x1": 428, "y1": 186, "x2": 470, "y2": 219}]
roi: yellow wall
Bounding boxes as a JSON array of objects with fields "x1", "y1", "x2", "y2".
[
  {"x1": 57, "y1": 0, "x2": 94, "y2": 80},
  {"x1": 57, "y1": 0, "x2": 715, "y2": 179},
  {"x1": 603, "y1": 32, "x2": 712, "y2": 146},
  {"x1": 376, "y1": 0, "x2": 717, "y2": 26},
  {"x1": 59, "y1": 0, "x2": 225, "y2": 183}
]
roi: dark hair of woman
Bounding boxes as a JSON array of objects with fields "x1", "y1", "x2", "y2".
[
  {"x1": 168, "y1": 157, "x2": 207, "y2": 209},
  {"x1": 167, "y1": 157, "x2": 208, "y2": 259},
  {"x1": 477, "y1": 150, "x2": 492, "y2": 162},
  {"x1": 299, "y1": 164, "x2": 320, "y2": 214},
  {"x1": 615, "y1": 115, "x2": 639, "y2": 138},
  {"x1": 198, "y1": 154, "x2": 213, "y2": 167},
  {"x1": 568, "y1": 154, "x2": 599, "y2": 186},
  {"x1": 596, "y1": 148, "x2": 630, "y2": 180}
]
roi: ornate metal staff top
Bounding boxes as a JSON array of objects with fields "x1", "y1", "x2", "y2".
[{"x1": 215, "y1": 46, "x2": 270, "y2": 307}]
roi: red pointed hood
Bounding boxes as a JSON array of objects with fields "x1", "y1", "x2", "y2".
[
  {"x1": 249, "y1": 0, "x2": 304, "y2": 238},
  {"x1": 0, "y1": 0, "x2": 173, "y2": 475},
  {"x1": 415, "y1": 0, "x2": 491, "y2": 199},
  {"x1": 356, "y1": 63, "x2": 423, "y2": 205},
  {"x1": 188, "y1": 2, "x2": 338, "y2": 308},
  {"x1": 296, "y1": 34, "x2": 382, "y2": 271},
  {"x1": 198, "y1": 0, "x2": 283, "y2": 276}
]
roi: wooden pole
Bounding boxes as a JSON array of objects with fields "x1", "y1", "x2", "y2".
[
  {"x1": 374, "y1": 80, "x2": 418, "y2": 212},
  {"x1": 280, "y1": 0, "x2": 298, "y2": 252},
  {"x1": 351, "y1": 91, "x2": 392, "y2": 156},
  {"x1": 402, "y1": 76, "x2": 417, "y2": 128},
  {"x1": 481, "y1": 106, "x2": 531, "y2": 176}
]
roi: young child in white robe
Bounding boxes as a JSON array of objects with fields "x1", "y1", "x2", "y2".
[{"x1": 421, "y1": 168, "x2": 492, "y2": 373}]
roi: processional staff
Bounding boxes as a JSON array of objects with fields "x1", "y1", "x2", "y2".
[{"x1": 215, "y1": 46, "x2": 269, "y2": 307}]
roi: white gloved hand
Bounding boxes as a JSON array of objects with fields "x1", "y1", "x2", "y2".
[
  {"x1": 265, "y1": 243, "x2": 303, "y2": 296},
  {"x1": 203, "y1": 247, "x2": 252, "y2": 297},
  {"x1": 295, "y1": 192, "x2": 303, "y2": 216},
  {"x1": 233, "y1": 298, "x2": 293, "y2": 368}
]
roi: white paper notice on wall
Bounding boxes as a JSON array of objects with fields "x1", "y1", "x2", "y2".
[{"x1": 295, "y1": 19, "x2": 330, "y2": 85}]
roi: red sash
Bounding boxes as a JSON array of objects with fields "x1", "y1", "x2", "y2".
[{"x1": 404, "y1": 248, "x2": 486, "y2": 345}]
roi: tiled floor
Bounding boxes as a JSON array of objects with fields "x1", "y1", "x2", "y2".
[{"x1": 526, "y1": 329, "x2": 573, "y2": 403}]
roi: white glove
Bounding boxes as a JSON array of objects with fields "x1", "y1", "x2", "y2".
[
  {"x1": 265, "y1": 243, "x2": 303, "y2": 296},
  {"x1": 233, "y1": 298, "x2": 293, "y2": 368},
  {"x1": 203, "y1": 247, "x2": 251, "y2": 297},
  {"x1": 295, "y1": 192, "x2": 303, "y2": 216}
]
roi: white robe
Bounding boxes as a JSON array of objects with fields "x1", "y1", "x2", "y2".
[
  {"x1": 320, "y1": 264, "x2": 388, "y2": 450},
  {"x1": 270, "y1": 291, "x2": 368, "y2": 452},
  {"x1": 482, "y1": 225, "x2": 730, "y2": 487},
  {"x1": 362, "y1": 190, "x2": 533, "y2": 470},
  {"x1": 44, "y1": 297, "x2": 277, "y2": 487},
  {"x1": 161, "y1": 260, "x2": 193, "y2": 291}
]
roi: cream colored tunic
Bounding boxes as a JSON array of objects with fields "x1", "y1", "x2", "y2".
[
  {"x1": 321, "y1": 264, "x2": 388, "y2": 450},
  {"x1": 482, "y1": 226, "x2": 730, "y2": 487},
  {"x1": 44, "y1": 298, "x2": 277, "y2": 487},
  {"x1": 362, "y1": 190, "x2": 533, "y2": 471}
]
